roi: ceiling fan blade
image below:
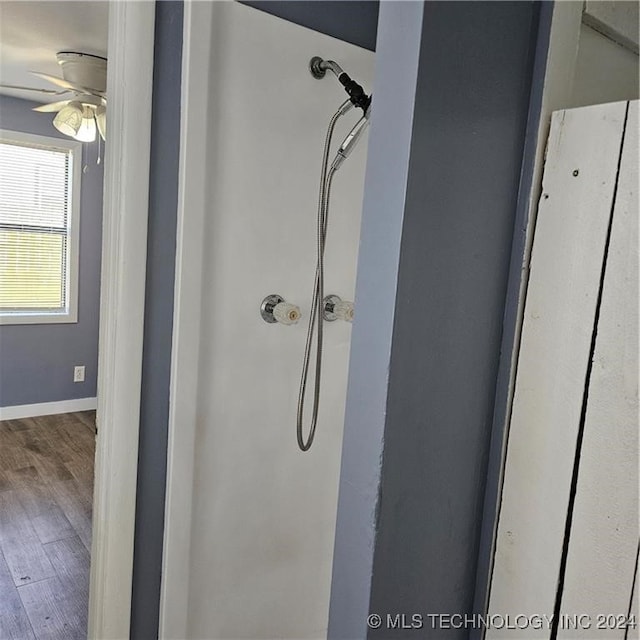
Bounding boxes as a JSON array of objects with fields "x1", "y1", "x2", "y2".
[
  {"x1": 0, "y1": 83, "x2": 69, "y2": 96},
  {"x1": 30, "y1": 72, "x2": 105, "y2": 98},
  {"x1": 32, "y1": 100, "x2": 73, "y2": 113}
]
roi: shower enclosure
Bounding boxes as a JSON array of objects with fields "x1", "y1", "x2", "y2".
[{"x1": 161, "y1": 3, "x2": 374, "y2": 638}]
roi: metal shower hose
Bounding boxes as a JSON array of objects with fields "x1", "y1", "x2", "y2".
[{"x1": 296, "y1": 100, "x2": 350, "y2": 451}]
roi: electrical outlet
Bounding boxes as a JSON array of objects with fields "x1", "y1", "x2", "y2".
[{"x1": 73, "y1": 366, "x2": 85, "y2": 383}]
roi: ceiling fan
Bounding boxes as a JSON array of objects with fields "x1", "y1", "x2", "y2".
[{"x1": 1, "y1": 52, "x2": 107, "y2": 142}]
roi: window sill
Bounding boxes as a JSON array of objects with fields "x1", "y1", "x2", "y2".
[{"x1": 0, "y1": 310, "x2": 78, "y2": 326}]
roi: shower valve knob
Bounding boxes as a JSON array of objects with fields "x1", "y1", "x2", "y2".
[
  {"x1": 274, "y1": 302, "x2": 301, "y2": 325},
  {"x1": 323, "y1": 295, "x2": 354, "y2": 323},
  {"x1": 260, "y1": 294, "x2": 301, "y2": 325}
]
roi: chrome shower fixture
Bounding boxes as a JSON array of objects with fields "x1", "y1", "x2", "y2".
[
  {"x1": 309, "y1": 57, "x2": 344, "y2": 79},
  {"x1": 260, "y1": 294, "x2": 301, "y2": 325},
  {"x1": 323, "y1": 295, "x2": 354, "y2": 323},
  {"x1": 309, "y1": 56, "x2": 371, "y2": 114},
  {"x1": 331, "y1": 111, "x2": 370, "y2": 171}
]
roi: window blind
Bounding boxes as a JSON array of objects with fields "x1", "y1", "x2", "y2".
[{"x1": 0, "y1": 140, "x2": 72, "y2": 312}]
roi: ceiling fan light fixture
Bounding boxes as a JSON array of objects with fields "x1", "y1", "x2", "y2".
[
  {"x1": 73, "y1": 106, "x2": 97, "y2": 143},
  {"x1": 3, "y1": 52, "x2": 108, "y2": 145},
  {"x1": 95, "y1": 106, "x2": 106, "y2": 141},
  {"x1": 52, "y1": 101, "x2": 83, "y2": 138},
  {"x1": 57, "y1": 52, "x2": 107, "y2": 94}
]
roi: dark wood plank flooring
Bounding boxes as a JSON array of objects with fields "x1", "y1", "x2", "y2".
[{"x1": 0, "y1": 412, "x2": 95, "y2": 640}]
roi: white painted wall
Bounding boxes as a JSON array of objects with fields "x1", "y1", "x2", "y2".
[
  {"x1": 558, "y1": 100, "x2": 638, "y2": 639},
  {"x1": 571, "y1": 23, "x2": 639, "y2": 108},
  {"x1": 488, "y1": 101, "x2": 638, "y2": 637},
  {"x1": 180, "y1": 4, "x2": 373, "y2": 638},
  {"x1": 583, "y1": 0, "x2": 639, "y2": 54}
]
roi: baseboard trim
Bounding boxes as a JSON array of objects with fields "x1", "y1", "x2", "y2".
[{"x1": 0, "y1": 397, "x2": 98, "y2": 421}]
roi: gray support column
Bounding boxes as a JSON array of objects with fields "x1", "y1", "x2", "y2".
[
  {"x1": 327, "y1": 3, "x2": 425, "y2": 638},
  {"x1": 329, "y1": 2, "x2": 546, "y2": 638}
]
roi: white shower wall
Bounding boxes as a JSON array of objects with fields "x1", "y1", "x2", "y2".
[{"x1": 184, "y1": 4, "x2": 374, "y2": 638}]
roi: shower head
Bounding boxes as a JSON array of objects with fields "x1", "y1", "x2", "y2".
[
  {"x1": 331, "y1": 106, "x2": 371, "y2": 171},
  {"x1": 310, "y1": 56, "x2": 371, "y2": 114}
]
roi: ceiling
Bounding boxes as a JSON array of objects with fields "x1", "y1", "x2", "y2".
[{"x1": 0, "y1": 1, "x2": 108, "y2": 103}]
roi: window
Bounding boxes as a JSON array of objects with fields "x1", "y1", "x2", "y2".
[{"x1": 0, "y1": 130, "x2": 81, "y2": 324}]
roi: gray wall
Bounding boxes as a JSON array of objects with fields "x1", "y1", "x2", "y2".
[
  {"x1": 0, "y1": 95, "x2": 103, "y2": 407},
  {"x1": 130, "y1": 1, "x2": 183, "y2": 638},
  {"x1": 241, "y1": 0, "x2": 379, "y2": 51},
  {"x1": 329, "y1": 2, "x2": 547, "y2": 638}
]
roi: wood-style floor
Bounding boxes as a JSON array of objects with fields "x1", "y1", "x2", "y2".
[{"x1": 0, "y1": 411, "x2": 95, "y2": 640}]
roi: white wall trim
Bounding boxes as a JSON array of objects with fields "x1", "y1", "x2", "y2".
[
  {"x1": 87, "y1": 2, "x2": 155, "y2": 639},
  {"x1": 159, "y1": 2, "x2": 212, "y2": 636},
  {"x1": 0, "y1": 397, "x2": 97, "y2": 421}
]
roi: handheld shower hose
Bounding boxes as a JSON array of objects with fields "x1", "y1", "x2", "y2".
[
  {"x1": 297, "y1": 58, "x2": 371, "y2": 452},
  {"x1": 296, "y1": 100, "x2": 347, "y2": 451},
  {"x1": 296, "y1": 98, "x2": 370, "y2": 451}
]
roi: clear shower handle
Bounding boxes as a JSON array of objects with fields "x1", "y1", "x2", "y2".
[
  {"x1": 260, "y1": 294, "x2": 301, "y2": 325},
  {"x1": 273, "y1": 302, "x2": 301, "y2": 325},
  {"x1": 333, "y1": 300, "x2": 354, "y2": 323},
  {"x1": 323, "y1": 295, "x2": 354, "y2": 323}
]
